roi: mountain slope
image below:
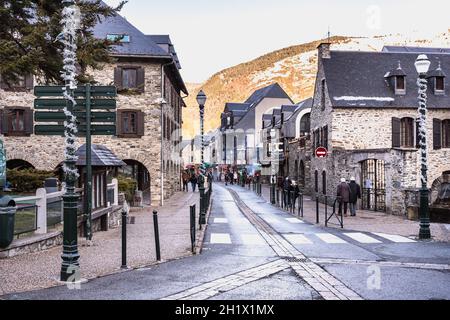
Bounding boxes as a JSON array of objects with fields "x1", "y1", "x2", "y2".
[{"x1": 183, "y1": 31, "x2": 450, "y2": 138}]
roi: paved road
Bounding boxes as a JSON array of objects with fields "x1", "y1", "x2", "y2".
[{"x1": 3, "y1": 183, "x2": 450, "y2": 300}]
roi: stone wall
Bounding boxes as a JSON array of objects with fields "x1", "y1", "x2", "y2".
[
  {"x1": 0, "y1": 59, "x2": 183, "y2": 206},
  {"x1": 287, "y1": 137, "x2": 312, "y2": 195}
]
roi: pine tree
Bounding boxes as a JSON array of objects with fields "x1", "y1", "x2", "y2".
[{"x1": 0, "y1": 0, "x2": 126, "y2": 85}]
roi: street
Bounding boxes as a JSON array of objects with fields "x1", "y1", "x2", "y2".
[{"x1": 4, "y1": 183, "x2": 450, "y2": 301}]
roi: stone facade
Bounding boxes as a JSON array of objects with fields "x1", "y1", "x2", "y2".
[
  {"x1": 0, "y1": 59, "x2": 184, "y2": 206},
  {"x1": 310, "y1": 44, "x2": 450, "y2": 215},
  {"x1": 287, "y1": 136, "x2": 312, "y2": 194}
]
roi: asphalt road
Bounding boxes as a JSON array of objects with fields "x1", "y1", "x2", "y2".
[{"x1": 3, "y1": 183, "x2": 450, "y2": 300}]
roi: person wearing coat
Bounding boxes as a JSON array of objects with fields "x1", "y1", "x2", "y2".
[
  {"x1": 190, "y1": 174, "x2": 198, "y2": 192},
  {"x1": 336, "y1": 177, "x2": 351, "y2": 216},
  {"x1": 348, "y1": 177, "x2": 361, "y2": 216},
  {"x1": 182, "y1": 170, "x2": 190, "y2": 192}
]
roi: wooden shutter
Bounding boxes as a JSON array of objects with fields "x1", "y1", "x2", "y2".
[
  {"x1": 25, "y1": 74, "x2": 34, "y2": 90},
  {"x1": 1, "y1": 108, "x2": 9, "y2": 135},
  {"x1": 136, "y1": 67, "x2": 145, "y2": 93},
  {"x1": 137, "y1": 111, "x2": 145, "y2": 136},
  {"x1": 116, "y1": 109, "x2": 123, "y2": 137},
  {"x1": 392, "y1": 117, "x2": 401, "y2": 148},
  {"x1": 0, "y1": 109, "x2": 3, "y2": 134},
  {"x1": 433, "y1": 118, "x2": 442, "y2": 150},
  {"x1": 24, "y1": 108, "x2": 33, "y2": 135},
  {"x1": 114, "y1": 67, "x2": 123, "y2": 91}
]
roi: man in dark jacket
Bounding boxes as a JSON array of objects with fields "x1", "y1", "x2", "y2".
[
  {"x1": 190, "y1": 174, "x2": 198, "y2": 192},
  {"x1": 283, "y1": 177, "x2": 292, "y2": 208},
  {"x1": 337, "y1": 178, "x2": 350, "y2": 216},
  {"x1": 348, "y1": 177, "x2": 361, "y2": 216}
]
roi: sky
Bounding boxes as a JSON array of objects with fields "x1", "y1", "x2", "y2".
[{"x1": 103, "y1": 0, "x2": 450, "y2": 83}]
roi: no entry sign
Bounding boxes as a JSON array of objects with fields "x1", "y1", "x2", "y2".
[{"x1": 315, "y1": 147, "x2": 328, "y2": 158}]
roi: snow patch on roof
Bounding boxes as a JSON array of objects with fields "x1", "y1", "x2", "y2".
[{"x1": 333, "y1": 96, "x2": 395, "y2": 102}]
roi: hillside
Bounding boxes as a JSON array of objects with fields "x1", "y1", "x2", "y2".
[{"x1": 182, "y1": 31, "x2": 450, "y2": 138}]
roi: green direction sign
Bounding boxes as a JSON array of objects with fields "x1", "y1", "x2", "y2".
[
  {"x1": 35, "y1": 111, "x2": 116, "y2": 123},
  {"x1": 34, "y1": 98, "x2": 116, "y2": 110},
  {"x1": 34, "y1": 85, "x2": 117, "y2": 98},
  {"x1": 35, "y1": 125, "x2": 116, "y2": 136}
]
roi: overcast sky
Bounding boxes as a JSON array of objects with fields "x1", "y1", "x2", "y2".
[{"x1": 103, "y1": 0, "x2": 450, "y2": 83}]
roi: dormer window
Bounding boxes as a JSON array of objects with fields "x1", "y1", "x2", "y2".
[
  {"x1": 395, "y1": 76, "x2": 406, "y2": 94},
  {"x1": 427, "y1": 61, "x2": 446, "y2": 95},
  {"x1": 107, "y1": 34, "x2": 131, "y2": 43},
  {"x1": 436, "y1": 76, "x2": 445, "y2": 92}
]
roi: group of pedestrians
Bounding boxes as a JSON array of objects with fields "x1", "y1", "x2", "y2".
[
  {"x1": 336, "y1": 177, "x2": 361, "y2": 216},
  {"x1": 281, "y1": 176, "x2": 300, "y2": 208}
]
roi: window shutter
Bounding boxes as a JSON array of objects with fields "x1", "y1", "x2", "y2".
[
  {"x1": 136, "y1": 67, "x2": 145, "y2": 93},
  {"x1": 137, "y1": 111, "x2": 145, "y2": 136},
  {"x1": 415, "y1": 119, "x2": 420, "y2": 149},
  {"x1": 433, "y1": 118, "x2": 442, "y2": 150},
  {"x1": 0, "y1": 109, "x2": 3, "y2": 134},
  {"x1": 392, "y1": 117, "x2": 401, "y2": 148},
  {"x1": 24, "y1": 108, "x2": 33, "y2": 135},
  {"x1": 25, "y1": 74, "x2": 34, "y2": 90},
  {"x1": 1, "y1": 108, "x2": 9, "y2": 135},
  {"x1": 114, "y1": 67, "x2": 123, "y2": 90},
  {"x1": 116, "y1": 110, "x2": 123, "y2": 137}
]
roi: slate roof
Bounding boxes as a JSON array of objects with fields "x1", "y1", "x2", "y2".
[
  {"x1": 245, "y1": 83, "x2": 294, "y2": 105},
  {"x1": 147, "y1": 35, "x2": 182, "y2": 69},
  {"x1": 323, "y1": 50, "x2": 450, "y2": 108},
  {"x1": 383, "y1": 46, "x2": 450, "y2": 54},
  {"x1": 76, "y1": 144, "x2": 126, "y2": 167},
  {"x1": 224, "y1": 103, "x2": 251, "y2": 113},
  {"x1": 282, "y1": 98, "x2": 312, "y2": 138}
]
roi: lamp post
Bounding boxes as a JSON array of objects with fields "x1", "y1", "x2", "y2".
[
  {"x1": 197, "y1": 90, "x2": 207, "y2": 224},
  {"x1": 415, "y1": 54, "x2": 432, "y2": 240}
]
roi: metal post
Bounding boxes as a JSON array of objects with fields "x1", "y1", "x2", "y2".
[
  {"x1": 325, "y1": 195, "x2": 328, "y2": 227},
  {"x1": 316, "y1": 195, "x2": 319, "y2": 224},
  {"x1": 121, "y1": 207, "x2": 127, "y2": 269},
  {"x1": 153, "y1": 210, "x2": 161, "y2": 261},
  {"x1": 60, "y1": 0, "x2": 80, "y2": 282},
  {"x1": 84, "y1": 83, "x2": 92, "y2": 241},
  {"x1": 276, "y1": 188, "x2": 279, "y2": 206},
  {"x1": 190, "y1": 205, "x2": 196, "y2": 254},
  {"x1": 199, "y1": 181, "x2": 206, "y2": 225},
  {"x1": 271, "y1": 183, "x2": 275, "y2": 205}
]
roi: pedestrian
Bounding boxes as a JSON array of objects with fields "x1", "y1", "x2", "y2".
[
  {"x1": 182, "y1": 170, "x2": 190, "y2": 192},
  {"x1": 190, "y1": 173, "x2": 198, "y2": 192},
  {"x1": 224, "y1": 171, "x2": 229, "y2": 186},
  {"x1": 229, "y1": 171, "x2": 234, "y2": 185},
  {"x1": 337, "y1": 177, "x2": 351, "y2": 216},
  {"x1": 349, "y1": 177, "x2": 361, "y2": 216},
  {"x1": 291, "y1": 180, "x2": 300, "y2": 206},
  {"x1": 233, "y1": 171, "x2": 238, "y2": 184},
  {"x1": 283, "y1": 177, "x2": 292, "y2": 208}
]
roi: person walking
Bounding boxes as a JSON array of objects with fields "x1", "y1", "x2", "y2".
[
  {"x1": 182, "y1": 170, "x2": 190, "y2": 192},
  {"x1": 349, "y1": 177, "x2": 361, "y2": 216},
  {"x1": 337, "y1": 178, "x2": 350, "y2": 216},
  {"x1": 190, "y1": 173, "x2": 198, "y2": 192},
  {"x1": 233, "y1": 171, "x2": 238, "y2": 185},
  {"x1": 283, "y1": 177, "x2": 292, "y2": 208}
]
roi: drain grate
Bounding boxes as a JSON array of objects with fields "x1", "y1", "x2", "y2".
[{"x1": 282, "y1": 256, "x2": 309, "y2": 263}]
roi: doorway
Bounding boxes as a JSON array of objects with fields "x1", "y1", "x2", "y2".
[{"x1": 360, "y1": 159, "x2": 386, "y2": 212}]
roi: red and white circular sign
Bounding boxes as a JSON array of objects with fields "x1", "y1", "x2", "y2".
[{"x1": 315, "y1": 147, "x2": 328, "y2": 158}]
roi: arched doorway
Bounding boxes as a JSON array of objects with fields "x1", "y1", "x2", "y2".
[
  {"x1": 120, "y1": 159, "x2": 151, "y2": 206},
  {"x1": 360, "y1": 159, "x2": 386, "y2": 211},
  {"x1": 7, "y1": 159, "x2": 35, "y2": 170}
]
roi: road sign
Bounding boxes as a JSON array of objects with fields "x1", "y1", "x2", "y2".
[
  {"x1": 315, "y1": 147, "x2": 328, "y2": 158},
  {"x1": 34, "y1": 98, "x2": 116, "y2": 110},
  {"x1": 35, "y1": 111, "x2": 116, "y2": 123},
  {"x1": 34, "y1": 85, "x2": 117, "y2": 97},
  {"x1": 34, "y1": 124, "x2": 116, "y2": 136}
]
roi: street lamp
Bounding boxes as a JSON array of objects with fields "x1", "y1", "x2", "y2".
[
  {"x1": 197, "y1": 90, "x2": 207, "y2": 224},
  {"x1": 415, "y1": 54, "x2": 431, "y2": 240}
]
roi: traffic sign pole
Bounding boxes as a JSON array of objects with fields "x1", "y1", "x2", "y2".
[{"x1": 85, "y1": 83, "x2": 93, "y2": 241}]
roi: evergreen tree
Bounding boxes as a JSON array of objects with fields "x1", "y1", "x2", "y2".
[{"x1": 0, "y1": 0, "x2": 126, "y2": 85}]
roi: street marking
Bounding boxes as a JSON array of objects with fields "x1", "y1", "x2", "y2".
[
  {"x1": 241, "y1": 234, "x2": 267, "y2": 245},
  {"x1": 283, "y1": 234, "x2": 313, "y2": 244},
  {"x1": 210, "y1": 233, "x2": 232, "y2": 244},
  {"x1": 213, "y1": 218, "x2": 228, "y2": 224},
  {"x1": 372, "y1": 233, "x2": 416, "y2": 243},
  {"x1": 285, "y1": 218, "x2": 304, "y2": 224},
  {"x1": 315, "y1": 233, "x2": 348, "y2": 244},
  {"x1": 343, "y1": 233, "x2": 382, "y2": 244}
]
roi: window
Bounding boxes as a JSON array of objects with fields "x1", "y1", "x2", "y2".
[
  {"x1": 114, "y1": 66, "x2": 145, "y2": 93},
  {"x1": 107, "y1": 34, "x2": 130, "y2": 43},
  {"x1": 400, "y1": 117, "x2": 414, "y2": 148},
  {"x1": 122, "y1": 111, "x2": 137, "y2": 134},
  {"x1": 117, "y1": 110, "x2": 145, "y2": 138},
  {"x1": 0, "y1": 107, "x2": 33, "y2": 136},
  {"x1": 395, "y1": 76, "x2": 406, "y2": 94},
  {"x1": 322, "y1": 171, "x2": 327, "y2": 195},
  {"x1": 321, "y1": 79, "x2": 326, "y2": 110},
  {"x1": 314, "y1": 170, "x2": 319, "y2": 192},
  {"x1": 436, "y1": 77, "x2": 445, "y2": 92},
  {"x1": 299, "y1": 113, "x2": 310, "y2": 136},
  {"x1": 122, "y1": 68, "x2": 137, "y2": 89}
]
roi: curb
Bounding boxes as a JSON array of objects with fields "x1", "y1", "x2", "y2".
[{"x1": 194, "y1": 195, "x2": 213, "y2": 255}]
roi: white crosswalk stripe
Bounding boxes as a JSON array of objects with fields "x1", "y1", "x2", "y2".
[
  {"x1": 315, "y1": 233, "x2": 348, "y2": 244},
  {"x1": 283, "y1": 234, "x2": 313, "y2": 244},
  {"x1": 372, "y1": 233, "x2": 416, "y2": 243},
  {"x1": 285, "y1": 218, "x2": 304, "y2": 224},
  {"x1": 210, "y1": 233, "x2": 232, "y2": 244},
  {"x1": 213, "y1": 218, "x2": 228, "y2": 224},
  {"x1": 241, "y1": 234, "x2": 267, "y2": 245},
  {"x1": 343, "y1": 232, "x2": 382, "y2": 244}
]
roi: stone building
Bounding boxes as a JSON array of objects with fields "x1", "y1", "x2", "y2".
[
  {"x1": 0, "y1": 9, "x2": 188, "y2": 206},
  {"x1": 310, "y1": 43, "x2": 450, "y2": 216}
]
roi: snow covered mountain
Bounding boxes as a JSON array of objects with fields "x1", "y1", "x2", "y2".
[{"x1": 183, "y1": 31, "x2": 450, "y2": 138}]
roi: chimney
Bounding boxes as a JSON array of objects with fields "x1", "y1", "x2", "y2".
[{"x1": 318, "y1": 43, "x2": 331, "y2": 59}]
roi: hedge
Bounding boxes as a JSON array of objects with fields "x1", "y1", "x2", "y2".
[
  {"x1": 7, "y1": 169, "x2": 56, "y2": 193},
  {"x1": 117, "y1": 174, "x2": 137, "y2": 202}
]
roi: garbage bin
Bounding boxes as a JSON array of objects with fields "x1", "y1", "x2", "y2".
[{"x1": 0, "y1": 195, "x2": 16, "y2": 249}]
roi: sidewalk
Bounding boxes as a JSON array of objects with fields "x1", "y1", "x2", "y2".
[
  {"x1": 0, "y1": 191, "x2": 201, "y2": 296},
  {"x1": 254, "y1": 184, "x2": 449, "y2": 242}
]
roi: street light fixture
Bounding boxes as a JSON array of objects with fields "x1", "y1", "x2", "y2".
[
  {"x1": 415, "y1": 54, "x2": 431, "y2": 240},
  {"x1": 197, "y1": 90, "x2": 207, "y2": 224}
]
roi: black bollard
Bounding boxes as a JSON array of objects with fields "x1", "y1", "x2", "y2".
[
  {"x1": 121, "y1": 209, "x2": 127, "y2": 269},
  {"x1": 316, "y1": 195, "x2": 319, "y2": 224},
  {"x1": 190, "y1": 205, "x2": 196, "y2": 254},
  {"x1": 153, "y1": 210, "x2": 161, "y2": 261},
  {"x1": 325, "y1": 195, "x2": 328, "y2": 227}
]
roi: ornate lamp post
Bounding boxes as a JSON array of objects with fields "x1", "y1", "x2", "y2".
[
  {"x1": 415, "y1": 54, "x2": 432, "y2": 240},
  {"x1": 197, "y1": 90, "x2": 207, "y2": 224}
]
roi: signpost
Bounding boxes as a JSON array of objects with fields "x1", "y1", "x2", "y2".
[
  {"x1": 315, "y1": 147, "x2": 328, "y2": 158},
  {"x1": 34, "y1": 84, "x2": 117, "y2": 241}
]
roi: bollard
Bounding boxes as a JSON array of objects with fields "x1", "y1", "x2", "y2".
[
  {"x1": 121, "y1": 206, "x2": 128, "y2": 269},
  {"x1": 325, "y1": 195, "x2": 328, "y2": 227},
  {"x1": 190, "y1": 205, "x2": 196, "y2": 254},
  {"x1": 316, "y1": 195, "x2": 319, "y2": 224},
  {"x1": 153, "y1": 210, "x2": 161, "y2": 261}
]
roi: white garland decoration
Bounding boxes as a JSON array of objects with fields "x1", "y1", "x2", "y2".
[{"x1": 417, "y1": 77, "x2": 428, "y2": 185}]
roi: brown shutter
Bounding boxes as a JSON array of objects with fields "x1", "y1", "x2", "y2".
[
  {"x1": 116, "y1": 109, "x2": 123, "y2": 137},
  {"x1": 392, "y1": 117, "x2": 401, "y2": 148},
  {"x1": 0, "y1": 109, "x2": 3, "y2": 134},
  {"x1": 137, "y1": 111, "x2": 145, "y2": 136},
  {"x1": 136, "y1": 67, "x2": 145, "y2": 93},
  {"x1": 2, "y1": 108, "x2": 9, "y2": 135},
  {"x1": 24, "y1": 108, "x2": 33, "y2": 135},
  {"x1": 25, "y1": 74, "x2": 34, "y2": 90},
  {"x1": 433, "y1": 118, "x2": 442, "y2": 150},
  {"x1": 114, "y1": 67, "x2": 123, "y2": 91}
]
